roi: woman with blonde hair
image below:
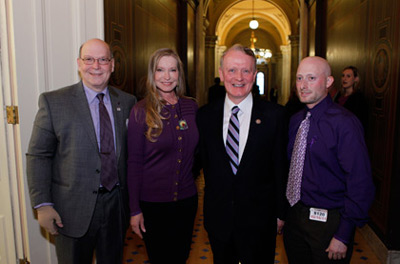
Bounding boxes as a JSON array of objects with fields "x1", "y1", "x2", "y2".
[
  {"x1": 335, "y1": 66, "x2": 368, "y2": 130},
  {"x1": 127, "y1": 48, "x2": 198, "y2": 264}
]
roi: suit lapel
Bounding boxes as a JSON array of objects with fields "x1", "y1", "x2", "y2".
[
  {"x1": 239, "y1": 99, "x2": 263, "y2": 170},
  {"x1": 215, "y1": 101, "x2": 227, "y2": 156},
  {"x1": 71, "y1": 82, "x2": 99, "y2": 152}
]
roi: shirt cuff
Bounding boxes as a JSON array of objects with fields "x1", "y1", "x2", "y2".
[
  {"x1": 334, "y1": 218, "x2": 356, "y2": 244},
  {"x1": 130, "y1": 210, "x2": 142, "y2": 216},
  {"x1": 34, "y1": 203, "x2": 54, "y2": 209}
]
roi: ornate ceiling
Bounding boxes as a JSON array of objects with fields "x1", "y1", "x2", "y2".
[{"x1": 205, "y1": 0, "x2": 300, "y2": 54}]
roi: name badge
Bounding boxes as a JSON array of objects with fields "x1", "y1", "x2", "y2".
[{"x1": 309, "y1": 207, "x2": 328, "y2": 222}]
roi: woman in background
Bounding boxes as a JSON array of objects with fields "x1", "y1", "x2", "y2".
[
  {"x1": 127, "y1": 48, "x2": 198, "y2": 264},
  {"x1": 335, "y1": 66, "x2": 368, "y2": 130}
]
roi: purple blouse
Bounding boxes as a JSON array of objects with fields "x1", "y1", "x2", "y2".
[{"x1": 127, "y1": 97, "x2": 199, "y2": 215}]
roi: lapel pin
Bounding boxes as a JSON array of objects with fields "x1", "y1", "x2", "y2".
[{"x1": 256, "y1": 119, "x2": 261, "y2": 124}]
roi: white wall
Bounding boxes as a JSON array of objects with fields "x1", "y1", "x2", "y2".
[{"x1": 9, "y1": 0, "x2": 103, "y2": 262}]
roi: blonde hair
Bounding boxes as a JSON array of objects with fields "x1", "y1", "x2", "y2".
[{"x1": 143, "y1": 48, "x2": 186, "y2": 142}]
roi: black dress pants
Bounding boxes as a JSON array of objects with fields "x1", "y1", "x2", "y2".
[
  {"x1": 208, "y1": 221, "x2": 277, "y2": 264},
  {"x1": 140, "y1": 194, "x2": 198, "y2": 264},
  {"x1": 283, "y1": 202, "x2": 354, "y2": 264}
]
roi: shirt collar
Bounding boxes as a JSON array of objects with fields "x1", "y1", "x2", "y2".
[
  {"x1": 224, "y1": 92, "x2": 253, "y2": 115},
  {"x1": 307, "y1": 95, "x2": 333, "y2": 121},
  {"x1": 83, "y1": 83, "x2": 110, "y2": 104}
]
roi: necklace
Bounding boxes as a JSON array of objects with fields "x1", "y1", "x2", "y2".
[
  {"x1": 178, "y1": 100, "x2": 189, "y2": 130},
  {"x1": 176, "y1": 99, "x2": 188, "y2": 130}
]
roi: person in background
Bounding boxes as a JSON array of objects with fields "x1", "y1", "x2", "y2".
[
  {"x1": 284, "y1": 56, "x2": 374, "y2": 264},
  {"x1": 285, "y1": 84, "x2": 304, "y2": 117},
  {"x1": 26, "y1": 38, "x2": 136, "y2": 264},
  {"x1": 334, "y1": 66, "x2": 368, "y2": 130},
  {"x1": 196, "y1": 44, "x2": 288, "y2": 264},
  {"x1": 269, "y1": 85, "x2": 278, "y2": 103},
  {"x1": 252, "y1": 83, "x2": 261, "y2": 100},
  {"x1": 208, "y1": 77, "x2": 226, "y2": 103},
  {"x1": 127, "y1": 48, "x2": 198, "y2": 264}
]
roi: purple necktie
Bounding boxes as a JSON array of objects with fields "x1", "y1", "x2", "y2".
[
  {"x1": 97, "y1": 93, "x2": 118, "y2": 191},
  {"x1": 286, "y1": 111, "x2": 311, "y2": 206},
  {"x1": 226, "y1": 106, "x2": 240, "y2": 175}
]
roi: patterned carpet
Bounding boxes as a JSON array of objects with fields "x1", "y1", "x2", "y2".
[{"x1": 123, "y1": 176, "x2": 382, "y2": 263}]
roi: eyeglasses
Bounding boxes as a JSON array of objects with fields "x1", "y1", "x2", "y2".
[{"x1": 80, "y1": 57, "x2": 112, "y2": 65}]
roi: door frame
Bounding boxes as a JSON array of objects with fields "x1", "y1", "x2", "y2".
[{"x1": 0, "y1": 0, "x2": 29, "y2": 262}]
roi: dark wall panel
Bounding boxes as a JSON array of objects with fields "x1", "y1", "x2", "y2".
[
  {"x1": 324, "y1": 0, "x2": 400, "y2": 250},
  {"x1": 134, "y1": 0, "x2": 179, "y2": 99},
  {"x1": 105, "y1": 0, "x2": 197, "y2": 100},
  {"x1": 308, "y1": 1, "x2": 316, "y2": 56},
  {"x1": 186, "y1": 3, "x2": 196, "y2": 97},
  {"x1": 104, "y1": 0, "x2": 135, "y2": 95}
]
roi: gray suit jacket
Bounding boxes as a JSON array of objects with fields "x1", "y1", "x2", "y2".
[{"x1": 26, "y1": 81, "x2": 136, "y2": 237}]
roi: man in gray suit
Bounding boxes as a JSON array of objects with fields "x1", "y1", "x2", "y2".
[{"x1": 26, "y1": 38, "x2": 136, "y2": 263}]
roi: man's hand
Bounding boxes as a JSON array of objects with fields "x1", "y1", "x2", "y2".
[
  {"x1": 325, "y1": 237, "x2": 347, "y2": 260},
  {"x1": 37, "y1": 206, "x2": 63, "y2": 235},
  {"x1": 130, "y1": 213, "x2": 146, "y2": 239}
]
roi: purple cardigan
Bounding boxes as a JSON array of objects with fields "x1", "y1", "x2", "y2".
[{"x1": 127, "y1": 97, "x2": 199, "y2": 215}]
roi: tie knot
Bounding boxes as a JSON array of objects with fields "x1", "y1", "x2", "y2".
[
  {"x1": 305, "y1": 111, "x2": 311, "y2": 119},
  {"x1": 97, "y1": 93, "x2": 105, "y2": 103},
  {"x1": 232, "y1": 106, "x2": 240, "y2": 115}
]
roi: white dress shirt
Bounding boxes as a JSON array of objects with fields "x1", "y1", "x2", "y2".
[{"x1": 223, "y1": 93, "x2": 253, "y2": 163}]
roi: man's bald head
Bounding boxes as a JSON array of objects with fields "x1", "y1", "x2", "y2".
[{"x1": 296, "y1": 56, "x2": 334, "y2": 109}]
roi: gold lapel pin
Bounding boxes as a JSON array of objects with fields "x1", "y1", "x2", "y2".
[{"x1": 256, "y1": 119, "x2": 261, "y2": 124}]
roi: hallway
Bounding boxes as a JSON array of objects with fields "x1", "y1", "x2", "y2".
[{"x1": 123, "y1": 176, "x2": 382, "y2": 264}]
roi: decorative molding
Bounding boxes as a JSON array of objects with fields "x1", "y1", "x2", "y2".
[
  {"x1": 186, "y1": 0, "x2": 198, "y2": 10},
  {"x1": 359, "y1": 225, "x2": 400, "y2": 263},
  {"x1": 359, "y1": 225, "x2": 387, "y2": 263},
  {"x1": 203, "y1": 16, "x2": 209, "y2": 31},
  {"x1": 387, "y1": 251, "x2": 400, "y2": 263},
  {"x1": 205, "y1": 35, "x2": 218, "y2": 47},
  {"x1": 110, "y1": 40, "x2": 127, "y2": 89},
  {"x1": 372, "y1": 40, "x2": 391, "y2": 96},
  {"x1": 289, "y1": 34, "x2": 299, "y2": 45}
]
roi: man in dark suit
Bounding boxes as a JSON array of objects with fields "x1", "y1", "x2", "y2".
[
  {"x1": 196, "y1": 44, "x2": 288, "y2": 264},
  {"x1": 26, "y1": 38, "x2": 136, "y2": 263},
  {"x1": 208, "y1": 77, "x2": 226, "y2": 103}
]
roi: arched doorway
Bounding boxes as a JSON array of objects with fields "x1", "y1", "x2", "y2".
[{"x1": 203, "y1": 0, "x2": 300, "y2": 105}]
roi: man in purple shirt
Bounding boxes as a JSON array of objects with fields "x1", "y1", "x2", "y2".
[{"x1": 283, "y1": 56, "x2": 375, "y2": 264}]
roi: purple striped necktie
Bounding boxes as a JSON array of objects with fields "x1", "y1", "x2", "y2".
[
  {"x1": 286, "y1": 111, "x2": 311, "y2": 206},
  {"x1": 226, "y1": 106, "x2": 240, "y2": 175},
  {"x1": 97, "y1": 93, "x2": 118, "y2": 191}
]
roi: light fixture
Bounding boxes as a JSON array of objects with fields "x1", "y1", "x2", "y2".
[
  {"x1": 253, "y1": 48, "x2": 272, "y2": 65},
  {"x1": 249, "y1": 0, "x2": 259, "y2": 30},
  {"x1": 250, "y1": 31, "x2": 257, "y2": 50},
  {"x1": 248, "y1": 0, "x2": 272, "y2": 64}
]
